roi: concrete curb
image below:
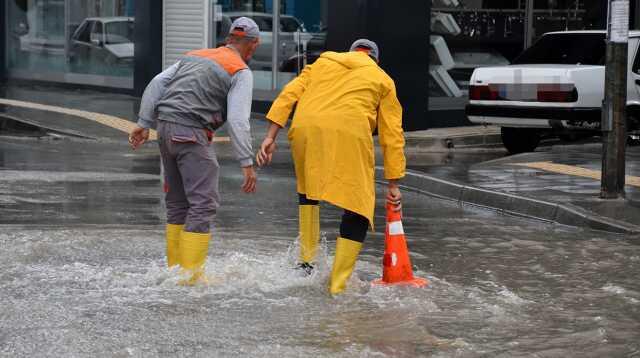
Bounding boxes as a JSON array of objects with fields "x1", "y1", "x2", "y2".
[
  {"x1": 376, "y1": 167, "x2": 640, "y2": 235},
  {"x1": 404, "y1": 132, "x2": 503, "y2": 151}
]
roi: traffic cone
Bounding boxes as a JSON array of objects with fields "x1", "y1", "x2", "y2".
[{"x1": 373, "y1": 203, "x2": 428, "y2": 287}]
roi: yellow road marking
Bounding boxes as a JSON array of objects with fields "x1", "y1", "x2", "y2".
[
  {"x1": 513, "y1": 161, "x2": 640, "y2": 188},
  {"x1": 0, "y1": 98, "x2": 230, "y2": 143}
]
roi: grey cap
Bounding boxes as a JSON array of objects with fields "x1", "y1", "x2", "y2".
[
  {"x1": 349, "y1": 39, "x2": 379, "y2": 62},
  {"x1": 229, "y1": 17, "x2": 260, "y2": 39}
]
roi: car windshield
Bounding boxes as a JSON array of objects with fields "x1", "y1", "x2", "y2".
[
  {"x1": 513, "y1": 33, "x2": 606, "y2": 66},
  {"x1": 105, "y1": 21, "x2": 133, "y2": 44}
]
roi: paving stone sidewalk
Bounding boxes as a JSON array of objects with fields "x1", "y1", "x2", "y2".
[{"x1": 403, "y1": 143, "x2": 640, "y2": 234}]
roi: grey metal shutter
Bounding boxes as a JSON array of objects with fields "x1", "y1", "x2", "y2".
[{"x1": 163, "y1": 0, "x2": 208, "y2": 69}]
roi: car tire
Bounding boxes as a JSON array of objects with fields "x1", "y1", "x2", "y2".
[
  {"x1": 501, "y1": 127, "x2": 541, "y2": 154},
  {"x1": 558, "y1": 132, "x2": 593, "y2": 142}
]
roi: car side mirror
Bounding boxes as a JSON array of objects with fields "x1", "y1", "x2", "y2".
[{"x1": 91, "y1": 38, "x2": 102, "y2": 46}]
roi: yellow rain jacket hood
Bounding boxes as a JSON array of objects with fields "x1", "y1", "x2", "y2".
[{"x1": 266, "y1": 51, "x2": 405, "y2": 227}]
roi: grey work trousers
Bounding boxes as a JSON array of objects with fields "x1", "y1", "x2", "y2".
[{"x1": 158, "y1": 121, "x2": 220, "y2": 233}]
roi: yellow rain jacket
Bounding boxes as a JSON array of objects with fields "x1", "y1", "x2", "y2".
[{"x1": 266, "y1": 51, "x2": 405, "y2": 227}]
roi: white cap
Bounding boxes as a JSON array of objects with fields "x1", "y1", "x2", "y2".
[
  {"x1": 229, "y1": 17, "x2": 260, "y2": 39},
  {"x1": 349, "y1": 39, "x2": 380, "y2": 62}
]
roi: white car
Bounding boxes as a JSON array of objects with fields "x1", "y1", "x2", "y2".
[{"x1": 466, "y1": 30, "x2": 640, "y2": 154}]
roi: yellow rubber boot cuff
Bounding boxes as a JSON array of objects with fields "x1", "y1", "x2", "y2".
[
  {"x1": 179, "y1": 231, "x2": 211, "y2": 286},
  {"x1": 329, "y1": 237, "x2": 363, "y2": 295},
  {"x1": 166, "y1": 224, "x2": 184, "y2": 268},
  {"x1": 299, "y1": 205, "x2": 320, "y2": 263}
]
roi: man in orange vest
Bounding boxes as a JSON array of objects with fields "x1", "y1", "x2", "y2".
[{"x1": 129, "y1": 17, "x2": 260, "y2": 285}]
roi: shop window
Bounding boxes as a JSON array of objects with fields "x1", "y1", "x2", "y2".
[
  {"x1": 6, "y1": 0, "x2": 136, "y2": 88},
  {"x1": 429, "y1": 0, "x2": 602, "y2": 111},
  {"x1": 216, "y1": 0, "x2": 328, "y2": 90}
]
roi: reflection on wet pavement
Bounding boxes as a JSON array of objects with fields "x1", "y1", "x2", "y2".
[{"x1": 0, "y1": 138, "x2": 162, "y2": 226}]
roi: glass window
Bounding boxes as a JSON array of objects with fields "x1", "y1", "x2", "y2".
[
  {"x1": 228, "y1": 15, "x2": 273, "y2": 32},
  {"x1": 105, "y1": 20, "x2": 134, "y2": 45},
  {"x1": 6, "y1": 0, "x2": 136, "y2": 89},
  {"x1": 280, "y1": 17, "x2": 301, "y2": 32},
  {"x1": 90, "y1": 21, "x2": 104, "y2": 43},
  {"x1": 216, "y1": 1, "x2": 327, "y2": 91},
  {"x1": 74, "y1": 20, "x2": 92, "y2": 43},
  {"x1": 219, "y1": 2, "x2": 274, "y2": 90},
  {"x1": 212, "y1": 0, "x2": 328, "y2": 92},
  {"x1": 275, "y1": 1, "x2": 328, "y2": 89},
  {"x1": 530, "y1": 0, "x2": 601, "y2": 40},
  {"x1": 513, "y1": 33, "x2": 606, "y2": 66}
]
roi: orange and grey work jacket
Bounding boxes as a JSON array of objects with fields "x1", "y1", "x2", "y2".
[{"x1": 137, "y1": 45, "x2": 254, "y2": 167}]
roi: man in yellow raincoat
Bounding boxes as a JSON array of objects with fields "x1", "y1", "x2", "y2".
[{"x1": 256, "y1": 39, "x2": 405, "y2": 295}]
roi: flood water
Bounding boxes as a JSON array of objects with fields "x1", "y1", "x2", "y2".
[{"x1": 1, "y1": 137, "x2": 639, "y2": 357}]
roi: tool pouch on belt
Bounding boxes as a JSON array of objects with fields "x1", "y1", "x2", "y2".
[{"x1": 204, "y1": 129, "x2": 214, "y2": 143}]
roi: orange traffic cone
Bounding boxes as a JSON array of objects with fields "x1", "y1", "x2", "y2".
[{"x1": 373, "y1": 203, "x2": 428, "y2": 287}]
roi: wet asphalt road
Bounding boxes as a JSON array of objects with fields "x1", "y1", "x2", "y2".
[{"x1": 1, "y1": 136, "x2": 639, "y2": 357}]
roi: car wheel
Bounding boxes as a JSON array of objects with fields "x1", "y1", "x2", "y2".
[
  {"x1": 558, "y1": 132, "x2": 593, "y2": 142},
  {"x1": 501, "y1": 127, "x2": 541, "y2": 154}
]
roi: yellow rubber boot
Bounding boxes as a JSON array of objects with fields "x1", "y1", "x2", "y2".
[
  {"x1": 299, "y1": 205, "x2": 320, "y2": 264},
  {"x1": 179, "y1": 231, "x2": 211, "y2": 286},
  {"x1": 166, "y1": 224, "x2": 184, "y2": 268},
  {"x1": 329, "y1": 237, "x2": 363, "y2": 295}
]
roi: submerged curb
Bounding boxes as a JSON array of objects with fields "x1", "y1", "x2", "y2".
[
  {"x1": 0, "y1": 113, "x2": 95, "y2": 139},
  {"x1": 404, "y1": 133, "x2": 503, "y2": 151},
  {"x1": 376, "y1": 167, "x2": 640, "y2": 235}
]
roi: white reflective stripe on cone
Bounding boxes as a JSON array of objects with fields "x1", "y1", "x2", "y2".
[{"x1": 388, "y1": 221, "x2": 404, "y2": 235}]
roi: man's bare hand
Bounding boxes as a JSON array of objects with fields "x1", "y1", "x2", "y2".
[
  {"x1": 241, "y1": 165, "x2": 257, "y2": 193},
  {"x1": 129, "y1": 126, "x2": 149, "y2": 150},
  {"x1": 386, "y1": 180, "x2": 402, "y2": 212},
  {"x1": 256, "y1": 137, "x2": 276, "y2": 167}
]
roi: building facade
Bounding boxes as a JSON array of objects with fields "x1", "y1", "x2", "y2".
[{"x1": 1, "y1": 0, "x2": 638, "y2": 130}]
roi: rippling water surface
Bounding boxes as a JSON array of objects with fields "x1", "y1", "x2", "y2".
[
  {"x1": 3, "y1": 199, "x2": 640, "y2": 357},
  {"x1": 1, "y1": 139, "x2": 639, "y2": 357}
]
